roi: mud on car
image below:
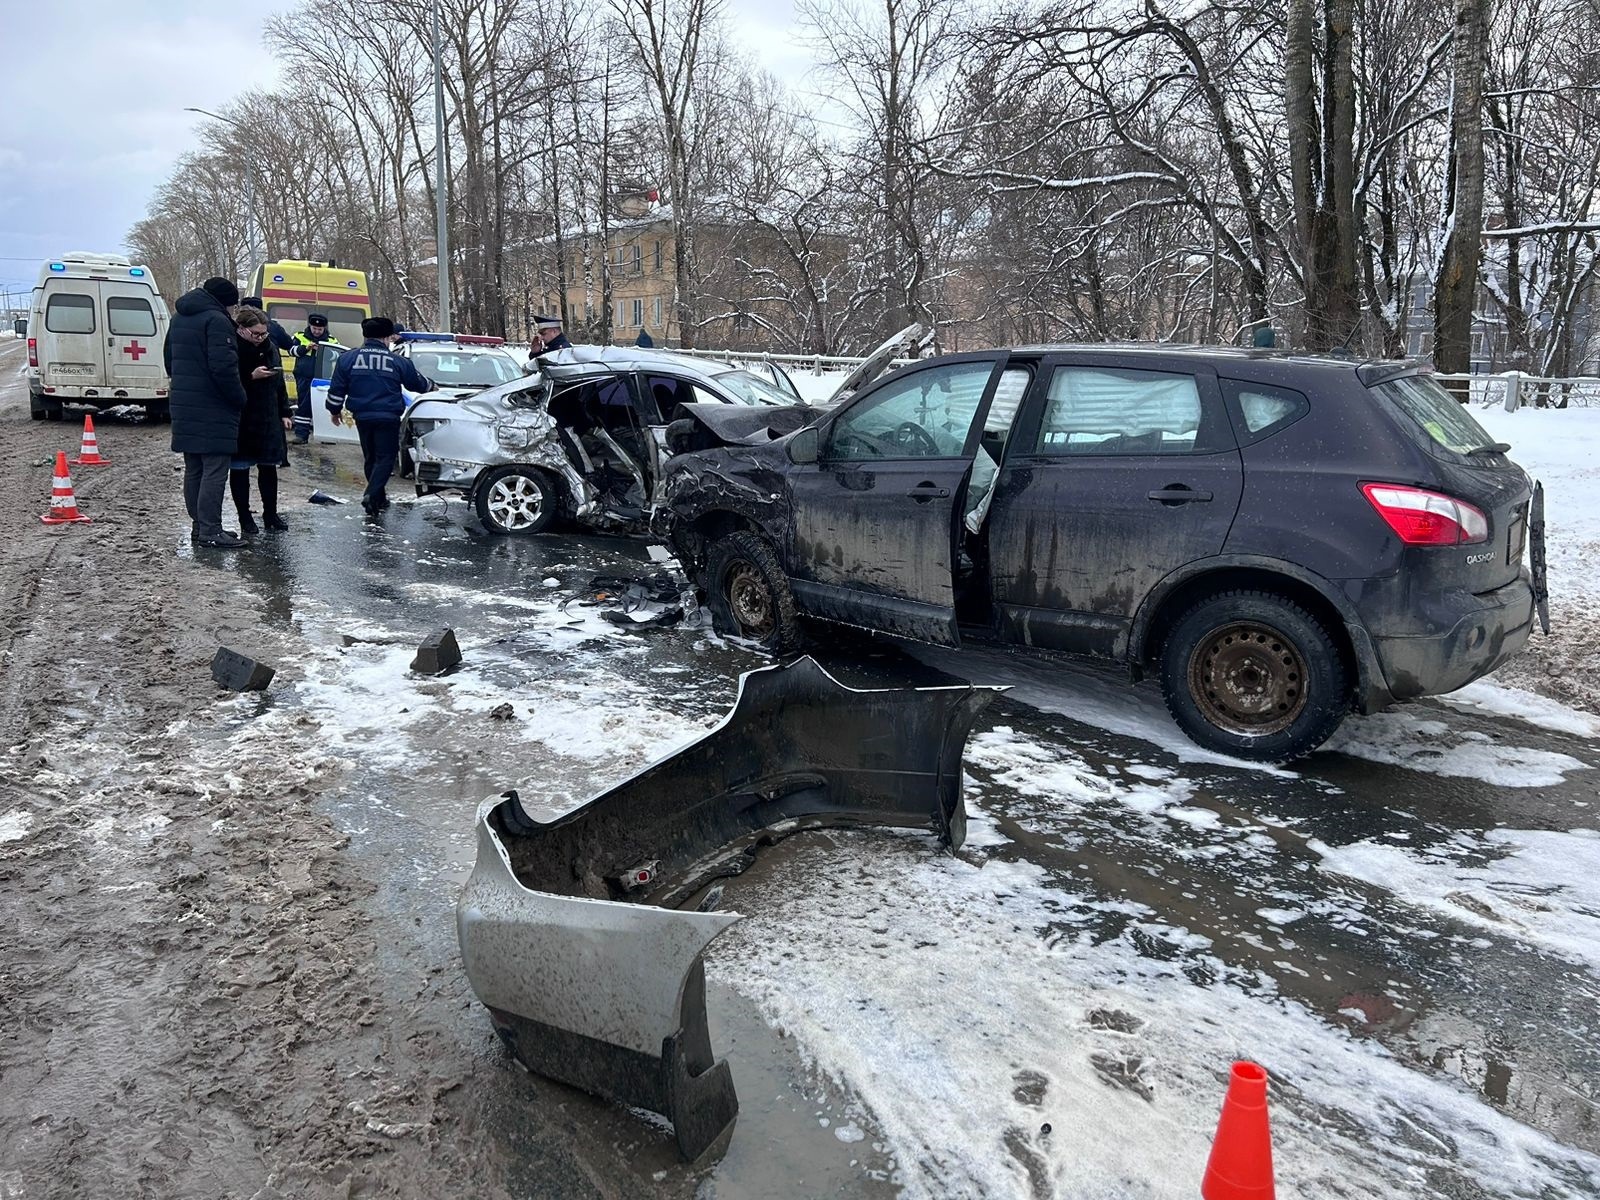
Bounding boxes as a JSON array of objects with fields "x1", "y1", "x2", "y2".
[
  {"x1": 399, "y1": 342, "x2": 903, "y2": 535},
  {"x1": 660, "y1": 347, "x2": 1549, "y2": 761}
]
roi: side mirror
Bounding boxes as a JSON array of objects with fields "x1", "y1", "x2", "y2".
[{"x1": 787, "y1": 426, "x2": 820, "y2": 465}]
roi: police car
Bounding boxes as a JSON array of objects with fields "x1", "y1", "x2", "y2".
[{"x1": 305, "y1": 332, "x2": 528, "y2": 444}]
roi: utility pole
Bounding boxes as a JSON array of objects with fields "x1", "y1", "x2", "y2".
[
  {"x1": 432, "y1": 0, "x2": 452, "y2": 331},
  {"x1": 184, "y1": 107, "x2": 261, "y2": 279}
]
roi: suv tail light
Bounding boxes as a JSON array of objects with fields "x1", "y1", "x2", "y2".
[
  {"x1": 27, "y1": 337, "x2": 38, "y2": 368},
  {"x1": 1361, "y1": 482, "x2": 1489, "y2": 545}
]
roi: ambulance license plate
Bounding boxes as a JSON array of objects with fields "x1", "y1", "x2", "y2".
[{"x1": 52, "y1": 363, "x2": 94, "y2": 376}]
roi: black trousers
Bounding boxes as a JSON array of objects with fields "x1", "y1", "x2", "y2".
[
  {"x1": 230, "y1": 465, "x2": 279, "y2": 518},
  {"x1": 182, "y1": 452, "x2": 232, "y2": 540},
  {"x1": 356, "y1": 420, "x2": 401, "y2": 508}
]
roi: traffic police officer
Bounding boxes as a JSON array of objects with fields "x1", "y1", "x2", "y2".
[
  {"x1": 290, "y1": 313, "x2": 340, "y2": 443},
  {"x1": 326, "y1": 317, "x2": 434, "y2": 514}
]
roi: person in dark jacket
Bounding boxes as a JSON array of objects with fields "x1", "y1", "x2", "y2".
[
  {"x1": 326, "y1": 316, "x2": 434, "y2": 514},
  {"x1": 240, "y1": 296, "x2": 294, "y2": 352},
  {"x1": 290, "y1": 313, "x2": 338, "y2": 443},
  {"x1": 163, "y1": 277, "x2": 249, "y2": 548},
  {"x1": 528, "y1": 314, "x2": 571, "y2": 361},
  {"x1": 229, "y1": 306, "x2": 293, "y2": 534}
]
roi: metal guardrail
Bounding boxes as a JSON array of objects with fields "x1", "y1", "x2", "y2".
[
  {"x1": 664, "y1": 346, "x2": 915, "y2": 375},
  {"x1": 1433, "y1": 372, "x2": 1600, "y2": 409}
]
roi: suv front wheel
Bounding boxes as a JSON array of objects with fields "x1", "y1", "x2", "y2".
[
  {"x1": 703, "y1": 531, "x2": 801, "y2": 653},
  {"x1": 1159, "y1": 590, "x2": 1349, "y2": 762}
]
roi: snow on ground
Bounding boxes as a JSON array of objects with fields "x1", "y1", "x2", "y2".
[
  {"x1": 1476, "y1": 404, "x2": 1600, "y2": 610},
  {"x1": 1435, "y1": 678, "x2": 1600, "y2": 737},
  {"x1": 707, "y1": 740, "x2": 1600, "y2": 1199},
  {"x1": 1313, "y1": 827, "x2": 1600, "y2": 978}
]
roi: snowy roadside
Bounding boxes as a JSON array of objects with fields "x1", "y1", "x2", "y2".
[{"x1": 1474, "y1": 405, "x2": 1600, "y2": 713}]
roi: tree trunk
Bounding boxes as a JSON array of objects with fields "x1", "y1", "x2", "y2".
[{"x1": 1434, "y1": 0, "x2": 1490, "y2": 388}]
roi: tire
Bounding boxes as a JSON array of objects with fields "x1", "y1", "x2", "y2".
[
  {"x1": 28, "y1": 390, "x2": 46, "y2": 422},
  {"x1": 145, "y1": 400, "x2": 170, "y2": 423},
  {"x1": 474, "y1": 465, "x2": 557, "y2": 535},
  {"x1": 702, "y1": 531, "x2": 801, "y2": 653},
  {"x1": 1158, "y1": 589, "x2": 1349, "y2": 762}
]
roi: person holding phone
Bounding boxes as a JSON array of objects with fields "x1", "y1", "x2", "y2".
[{"x1": 230, "y1": 306, "x2": 294, "y2": 533}]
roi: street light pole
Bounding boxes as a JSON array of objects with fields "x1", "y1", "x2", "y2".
[
  {"x1": 432, "y1": 0, "x2": 452, "y2": 332},
  {"x1": 184, "y1": 106, "x2": 261, "y2": 281}
]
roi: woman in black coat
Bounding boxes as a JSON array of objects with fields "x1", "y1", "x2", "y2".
[{"x1": 230, "y1": 307, "x2": 293, "y2": 533}]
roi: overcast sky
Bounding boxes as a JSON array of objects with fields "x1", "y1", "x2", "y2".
[{"x1": 0, "y1": 0, "x2": 811, "y2": 306}]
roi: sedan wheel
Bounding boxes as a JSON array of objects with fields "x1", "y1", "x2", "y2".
[{"x1": 475, "y1": 467, "x2": 556, "y2": 535}]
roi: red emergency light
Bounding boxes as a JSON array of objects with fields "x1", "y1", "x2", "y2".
[
  {"x1": 454, "y1": 334, "x2": 505, "y2": 346},
  {"x1": 27, "y1": 337, "x2": 38, "y2": 368}
]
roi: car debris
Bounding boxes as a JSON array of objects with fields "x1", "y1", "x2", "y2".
[
  {"x1": 210, "y1": 648, "x2": 274, "y2": 692},
  {"x1": 410, "y1": 627, "x2": 462, "y2": 675},
  {"x1": 455, "y1": 656, "x2": 1000, "y2": 1161}
]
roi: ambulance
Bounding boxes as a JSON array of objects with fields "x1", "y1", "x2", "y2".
[
  {"x1": 249, "y1": 260, "x2": 372, "y2": 400},
  {"x1": 27, "y1": 253, "x2": 171, "y2": 421}
]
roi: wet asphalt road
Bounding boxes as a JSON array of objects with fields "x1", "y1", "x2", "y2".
[{"x1": 164, "y1": 424, "x2": 1598, "y2": 1192}]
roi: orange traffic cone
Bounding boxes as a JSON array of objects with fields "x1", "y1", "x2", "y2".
[
  {"x1": 1202, "y1": 1062, "x2": 1275, "y2": 1200},
  {"x1": 41, "y1": 451, "x2": 91, "y2": 525},
  {"x1": 71, "y1": 414, "x2": 110, "y2": 466}
]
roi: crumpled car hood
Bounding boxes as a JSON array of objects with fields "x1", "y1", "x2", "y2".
[
  {"x1": 456, "y1": 656, "x2": 1000, "y2": 1161},
  {"x1": 670, "y1": 401, "x2": 816, "y2": 448}
]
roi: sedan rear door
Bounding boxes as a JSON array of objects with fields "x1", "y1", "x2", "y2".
[
  {"x1": 787, "y1": 354, "x2": 1005, "y2": 644},
  {"x1": 985, "y1": 357, "x2": 1244, "y2": 657}
]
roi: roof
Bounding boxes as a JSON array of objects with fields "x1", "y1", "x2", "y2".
[{"x1": 997, "y1": 343, "x2": 1426, "y2": 384}]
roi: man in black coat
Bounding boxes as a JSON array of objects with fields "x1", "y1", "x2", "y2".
[{"x1": 163, "y1": 276, "x2": 250, "y2": 549}]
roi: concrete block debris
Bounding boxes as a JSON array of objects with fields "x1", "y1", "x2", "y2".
[
  {"x1": 211, "y1": 648, "x2": 276, "y2": 692},
  {"x1": 410, "y1": 628, "x2": 462, "y2": 675}
]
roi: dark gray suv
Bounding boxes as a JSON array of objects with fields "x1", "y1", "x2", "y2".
[{"x1": 660, "y1": 347, "x2": 1548, "y2": 761}]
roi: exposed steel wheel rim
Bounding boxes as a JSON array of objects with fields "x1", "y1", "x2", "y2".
[
  {"x1": 487, "y1": 474, "x2": 543, "y2": 530},
  {"x1": 723, "y1": 559, "x2": 776, "y2": 638},
  {"x1": 1188, "y1": 620, "x2": 1308, "y2": 737}
]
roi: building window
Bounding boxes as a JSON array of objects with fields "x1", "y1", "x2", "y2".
[
  {"x1": 632, "y1": 298, "x2": 644, "y2": 327},
  {"x1": 733, "y1": 311, "x2": 754, "y2": 332},
  {"x1": 653, "y1": 240, "x2": 662, "y2": 272},
  {"x1": 633, "y1": 244, "x2": 642, "y2": 275},
  {"x1": 652, "y1": 296, "x2": 662, "y2": 328}
]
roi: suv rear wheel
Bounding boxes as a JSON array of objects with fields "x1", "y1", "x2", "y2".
[
  {"x1": 703, "y1": 531, "x2": 801, "y2": 653},
  {"x1": 1159, "y1": 590, "x2": 1349, "y2": 761}
]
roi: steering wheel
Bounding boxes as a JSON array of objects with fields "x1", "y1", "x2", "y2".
[
  {"x1": 891, "y1": 421, "x2": 941, "y2": 457},
  {"x1": 831, "y1": 428, "x2": 885, "y2": 458}
]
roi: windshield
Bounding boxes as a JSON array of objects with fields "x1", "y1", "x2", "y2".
[
  {"x1": 265, "y1": 302, "x2": 366, "y2": 349},
  {"x1": 1373, "y1": 375, "x2": 1497, "y2": 455},
  {"x1": 410, "y1": 348, "x2": 524, "y2": 388},
  {"x1": 713, "y1": 369, "x2": 794, "y2": 407}
]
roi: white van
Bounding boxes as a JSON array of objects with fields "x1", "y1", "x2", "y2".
[{"x1": 27, "y1": 253, "x2": 172, "y2": 422}]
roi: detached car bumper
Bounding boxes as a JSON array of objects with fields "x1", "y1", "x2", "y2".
[
  {"x1": 1370, "y1": 571, "x2": 1535, "y2": 700},
  {"x1": 456, "y1": 657, "x2": 998, "y2": 1161}
]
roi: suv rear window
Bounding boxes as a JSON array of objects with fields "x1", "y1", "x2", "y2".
[{"x1": 1373, "y1": 375, "x2": 1496, "y2": 455}]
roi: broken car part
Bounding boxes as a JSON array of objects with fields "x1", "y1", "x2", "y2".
[{"x1": 456, "y1": 656, "x2": 999, "y2": 1161}]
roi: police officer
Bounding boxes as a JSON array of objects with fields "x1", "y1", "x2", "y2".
[
  {"x1": 290, "y1": 313, "x2": 339, "y2": 443},
  {"x1": 326, "y1": 317, "x2": 434, "y2": 514}
]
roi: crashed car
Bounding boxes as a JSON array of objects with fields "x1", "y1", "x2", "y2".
[
  {"x1": 456, "y1": 657, "x2": 997, "y2": 1160},
  {"x1": 401, "y1": 332, "x2": 920, "y2": 535},
  {"x1": 661, "y1": 346, "x2": 1548, "y2": 762}
]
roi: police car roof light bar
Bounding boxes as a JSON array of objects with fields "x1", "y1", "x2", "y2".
[
  {"x1": 454, "y1": 334, "x2": 505, "y2": 346},
  {"x1": 398, "y1": 332, "x2": 455, "y2": 342}
]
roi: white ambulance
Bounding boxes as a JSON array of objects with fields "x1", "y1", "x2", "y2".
[{"x1": 26, "y1": 253, "x2": 172, "y2": 421}]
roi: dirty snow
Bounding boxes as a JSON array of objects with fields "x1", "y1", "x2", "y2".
[
  {"x1": 1438, "y1": 678, "x2": 1600, "y2": 738},
  {"x1": 1314, "y1": 828, "x2": 1600, "y2": 978},
  {"x1": 0, "y1": 810, "x2": 32, "y2": 842},
  {"x1": 711, "y1": 829, "x2": 1600, "y2": 1200},
  {"x1": 1326, "y1": 709, "x2": 1589, "y2": 786}
]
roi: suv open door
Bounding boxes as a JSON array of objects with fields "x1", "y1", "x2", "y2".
[{"x1": 784, "y1": 354, "x2": 1006, "y2": 644}]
